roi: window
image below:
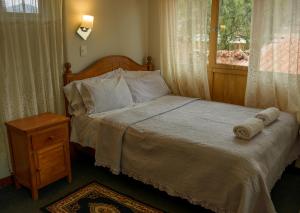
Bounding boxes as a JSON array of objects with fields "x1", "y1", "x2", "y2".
[
  {"x1": 4, "y1": 0, "x2": 38, "y2": 13},
  {"x1": 216, "y1": 0, "x2": 252, "y2": 66}
]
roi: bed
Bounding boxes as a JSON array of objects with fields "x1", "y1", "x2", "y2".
[{"x1": 64, "y1": 55, "x2": 300, "y2": 213}]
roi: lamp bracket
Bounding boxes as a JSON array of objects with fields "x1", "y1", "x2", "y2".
[{"x1": 77, "y1": 27, "x2": 92, "y2": 40}]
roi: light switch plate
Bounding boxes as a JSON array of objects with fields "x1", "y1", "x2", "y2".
[{"x1": 80, "y1": 45, "x2": 88, "y2": 57}]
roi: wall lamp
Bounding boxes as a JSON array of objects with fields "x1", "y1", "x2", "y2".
[{"x1": 77, "y1": 15, "x2": 94, "y2": 40}]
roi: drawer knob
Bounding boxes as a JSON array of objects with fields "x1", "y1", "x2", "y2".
[{"x1": 48, "y1": 136, "x2": 55, "y2": 141}]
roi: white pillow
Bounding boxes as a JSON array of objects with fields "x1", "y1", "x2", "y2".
[
  {"x1": 80, "y1": 76, "x2": 133, "y2": 114},
  {"x1": 124, "y1": 71, "x2": 170, "y2": 103},
  {"x1": 63, "y1": 83, "x2": 86, "y2": 116},
  {"x1": 63, "y1": 68, "x2": 122, "y2": 116},
  {"x1": 121, "y1": 70, "x2": 159, "y2": 78}
]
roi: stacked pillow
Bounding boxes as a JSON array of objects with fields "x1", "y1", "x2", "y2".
[
  {"x1": 64, "y1": 68, "x2": 170, "y2": 116},
  {"x1": 63, "y1": 68, "x2": 122, "y2": 116},
  {"x1": 122, "y1": 70, "x2": 170, "y2": 103},
  {"x1": 80, "y1": 76, "x2": 133, "y2": 114}
]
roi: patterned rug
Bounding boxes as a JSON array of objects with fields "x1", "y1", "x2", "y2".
[{"x1": 42, "y1": 181, "x2": 164, "y2": 213}]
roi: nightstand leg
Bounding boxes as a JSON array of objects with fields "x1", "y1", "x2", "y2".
[
  {"x1": 31, "y1": 188, "x2": 39, "y2": 200},
  {"x1": 14, "y1": 177, "x2": 21, "y2": 189},
  {"x1": 67, "y1": 174, "x2": 72, "y2": 183}
]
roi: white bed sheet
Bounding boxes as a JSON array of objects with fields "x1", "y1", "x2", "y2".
[{"x1": 70, "y1": 95, "x2": 300, "y2": 213}]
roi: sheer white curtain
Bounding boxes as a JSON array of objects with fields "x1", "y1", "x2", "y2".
[
  {"x1": 246, "y1": 0, "x2": 300, "y2": 122},
  {"x1": 160, "y1": 0, "x2": 210, "y2": 99},
  {"x1": 0, "y1": 0, "x2": 64, "y2": 177}
]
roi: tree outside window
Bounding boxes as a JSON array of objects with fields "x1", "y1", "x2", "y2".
[{"x1": 217, "y1": 0, "x2": 252, "y2": 66}]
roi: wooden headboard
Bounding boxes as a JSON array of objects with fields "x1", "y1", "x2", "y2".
[
  {"x1": 63, "y1": 55, "x2": 153, "y2": 85},
  {"x1": 63, "y1": 55, "x2": 154, "y2": 116}
]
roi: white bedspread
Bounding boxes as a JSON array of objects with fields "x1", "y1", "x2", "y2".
[{"x1": 72, "y1": 95, "x2": 300, "y2": 213}]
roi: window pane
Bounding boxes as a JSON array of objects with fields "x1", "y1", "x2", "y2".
[
  {"x1": 217, "y1": 0, "x2": 252, "y2": 66},
  {"x1": 5, "y1": 0, "x2": 38, "y2": 13}
]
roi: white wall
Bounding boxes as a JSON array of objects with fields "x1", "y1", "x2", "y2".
[
  {"x1": 148, "y1": 0, "x2": 161, "y2": 69},
  {"x1": 64, "y1": 0, "x2": 149, "y2": 73}
]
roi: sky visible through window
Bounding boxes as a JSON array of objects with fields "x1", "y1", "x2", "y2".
[{"x1": 5, "y1": 0, "x2": 38, "y2": 13}]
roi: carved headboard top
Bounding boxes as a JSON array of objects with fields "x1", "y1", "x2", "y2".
[{"x1": 63, "y1": 55, "x2": 154, "y2": 85}]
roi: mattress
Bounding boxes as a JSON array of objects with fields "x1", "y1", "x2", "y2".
[{"x1": 70, "y1": 95, "x2": 300, "y2": 213}]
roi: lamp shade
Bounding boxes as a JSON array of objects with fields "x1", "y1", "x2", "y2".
[{"x1": 81, "y1": 15, "x2": 94, "y2": 29}]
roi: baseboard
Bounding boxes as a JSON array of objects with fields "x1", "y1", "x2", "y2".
[{"x1": 0, "y1": 175, "x2": 13, "y2": 188}]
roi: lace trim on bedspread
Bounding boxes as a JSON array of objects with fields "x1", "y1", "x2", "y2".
[
  {"x1": 95, "y1": 161, "x2": 233, "y2": 213},
  {"x1": 94, "y1": 142, "x2": 300, "y2": 213},
  {"x1": 122, "y1": 169, "x2": 233, "y2": 213}
]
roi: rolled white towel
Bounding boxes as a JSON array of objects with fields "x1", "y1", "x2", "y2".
[
  {"x1": 233, "y1": 118, "x2": 264, "y2": 140},
  {"x1": 255, "y1": 107, "x2": 280, "y2": 126}
]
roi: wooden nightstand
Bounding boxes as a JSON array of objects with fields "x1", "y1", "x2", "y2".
[{"x1": 5, "y1": 113, "x2": 72, "y2": 200}]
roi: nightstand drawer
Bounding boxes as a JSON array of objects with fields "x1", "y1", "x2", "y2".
[
  {"x1": 31, "y1": 124, "x2": 68, "y2": 150},
  {"x1": 35, "y1": 143, "x2": 68, "y2": 187}
]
